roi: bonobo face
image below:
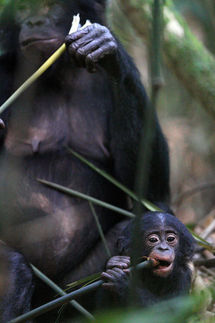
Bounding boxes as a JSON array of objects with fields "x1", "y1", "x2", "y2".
[
  {"x1": 145, "y1": 226, "x2": 178, "y2": 278},
  {"x1": 119, "y1": 212, "x2": 195, "y2": 279},
  {"x1": 15, "y1": 0, "x2": 70, "y2": 62}
]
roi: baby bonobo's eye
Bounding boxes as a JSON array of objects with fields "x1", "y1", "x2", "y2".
[
  {"x1": 166, "y1": 233, "x2": 177, "y2": 245},
  {"x1": 148, "y1": 234, "x2": 160, "y2": 245}
]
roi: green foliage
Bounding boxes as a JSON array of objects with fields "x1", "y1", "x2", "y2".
[
  {"x1": 173, "y1": 0, "x2": 215, "y2": 54},
  {"x1": 94, "y1": 292, "x2": 209, "y2": 323},
  {"x1": 69, "y1": 149, "x2": 162, "y2": 212},
  {"x1": 0, "y1": 0, "x2": 9, "y2": 9}
]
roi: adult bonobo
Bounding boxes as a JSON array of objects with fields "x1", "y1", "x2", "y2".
[
  {"x1": 0, "y1": 0, "x2": 170, "y2": 319},
  {"x1": 102, "y1": 212, "x2": 195, "y2": 307}
]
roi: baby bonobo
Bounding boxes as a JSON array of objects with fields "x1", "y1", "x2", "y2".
[{"x1": 101, "y1": 212, "x2": 196, "y2": 307}]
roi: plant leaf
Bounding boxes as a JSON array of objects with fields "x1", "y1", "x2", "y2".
[
  {"x1": 69, "y1": 149, "x2": 161, "y2": 212},
  {"x1": 38, "y1": 178, "x2": 134, "y2": 218},
  {"x1": 189, "y1": 229, "x2": 215, "y2": 252},
  {"x1": 89, "y1": 201, "x2": 111, "y2": 257},
  {"x1": 66, "y1": 272, "x2": 101, "y2": 290}
]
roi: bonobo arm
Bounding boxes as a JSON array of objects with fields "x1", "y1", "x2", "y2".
[
  {"x1": 65, "y1": 23, "x2": 170, "y2": 202},
  {"x1": 0, "y1": 246, "x2": 34, "y2": 322},
  {"x1": 0, "y1": 53, "x2": 15, "y2": 146}
]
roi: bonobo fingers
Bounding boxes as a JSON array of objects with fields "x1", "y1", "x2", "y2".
[
  {"x1": 66, "y1": 24, "x2": 103, "y2": 43},
  {"x1": 65, "y1": 23, "x2": 118, "y2": 72},
  {"x1": 106, "y1": 255, "x2": 130, "y2": 270},
  {"x1": 102, "y1": 268, "x2": 129, "y2": 281},
  {"x1": 101, "y1": 268, "x2": 130, "y2": 292},
  {"x1": 101, "y1": 271, "x2": 113, "y2": 281}
]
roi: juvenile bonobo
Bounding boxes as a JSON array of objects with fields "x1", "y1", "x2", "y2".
[
  {"x1": 102, "y1": 212, "x2": 195, "y2": 307},
  {"x1": 0, "y1": 0, "x2": 170, "y2": 319}
]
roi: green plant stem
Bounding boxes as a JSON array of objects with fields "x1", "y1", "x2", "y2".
[
  {"x1": 0, "y1": 44, "x2": 66, "y2": 115},
  {"x1": 69, "y1": 149, "x2": 161, "y2": 212},
  {"x1": 9, "y1": 259, "x2": 154, "y2": 323},
  {"x1": 89, "y1": 202, "x2": 111, "y2": 258},
  {"x1": 38, "y1": 178, "x2": 134, "y2": 218},
  {"x1": 38, "y1": 178, "x2": 214, "y2": 251},
  {"x1": 31, "y1": 265, "x2": 94, "y2": 321},
  {"x1": 9, "y1": 281, "x2": 102, "y2": 323}
]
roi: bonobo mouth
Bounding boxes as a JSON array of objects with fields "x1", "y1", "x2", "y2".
[
  {"x1": 21, "y1": 38, "x2": 59, "y2": 48},
  {"x1": 152, "y1": 255, "x2": 174, "y2": 277}
]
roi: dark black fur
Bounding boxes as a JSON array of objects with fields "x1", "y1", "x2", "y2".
[
  {"x1": 101, "y1": 212, "x2": 195, "y2": 308},
  {"x1": 0, "y1": 0, "x2": 170, "y2": 319},
  {"x1": 0, "y1": 244, "x2": 34, "y2": 322}
]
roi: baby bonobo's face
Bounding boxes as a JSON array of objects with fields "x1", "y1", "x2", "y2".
[
  {"x1": 145, "y1": 227, "x2": 178, "y2": 278},
  {"x1": 136, "y1": 211, "x2": 195, "y2": 278}
]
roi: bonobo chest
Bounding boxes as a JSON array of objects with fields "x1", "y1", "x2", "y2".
[
  {"x1": 5, "y1": 100, "x2": 69, "y2": 156},
  {"x1": 4, "y1": 70, "x2": 111, "y2": 160}
]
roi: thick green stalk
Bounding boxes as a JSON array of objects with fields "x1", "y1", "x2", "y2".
[
  {"x1": 38, "y1": 178, "x2": 134, "y2": 218},
  {"x1": 9, "y1": 259, "x2": 155, "y2": 323},
  {"x1": 31, "y1": 265, "x2": 94, "y2": 321},
  {"x1": 89, "y1": 202, "x2": 111, "y2": 258}
]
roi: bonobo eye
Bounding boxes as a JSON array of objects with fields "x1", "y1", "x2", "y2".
[
  {"x1": 147, "y1": 234, "x2": 160, "y2": 246},
  {"x1": 166, "y1": 233, "x2": 177, "y2": 245}
]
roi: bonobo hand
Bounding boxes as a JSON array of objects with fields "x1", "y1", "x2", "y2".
[
  {"x1": 106, "y1": 255, "x2": 131, "y2": 270},
  {"x1": 101, "y1": 256, "x2": 130, "y2": 294},
  {"x1": 65, "y1": 23, "x2": 118, "y2": 73}
]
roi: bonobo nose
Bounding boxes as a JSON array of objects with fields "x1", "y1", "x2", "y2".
[{"x1": 158, "y1": 243, "x2": 169, "y2": 251}]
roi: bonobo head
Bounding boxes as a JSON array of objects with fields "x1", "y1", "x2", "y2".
[
  {"x1": 0, "y1": 0, "x2": 106, "y2": 62},
  {"x1": 16, "y1": 0, "x2": 68, "y2": 61},
  {"x1": 118, "y1": 212, "x2": 195, "y2": 278}
]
